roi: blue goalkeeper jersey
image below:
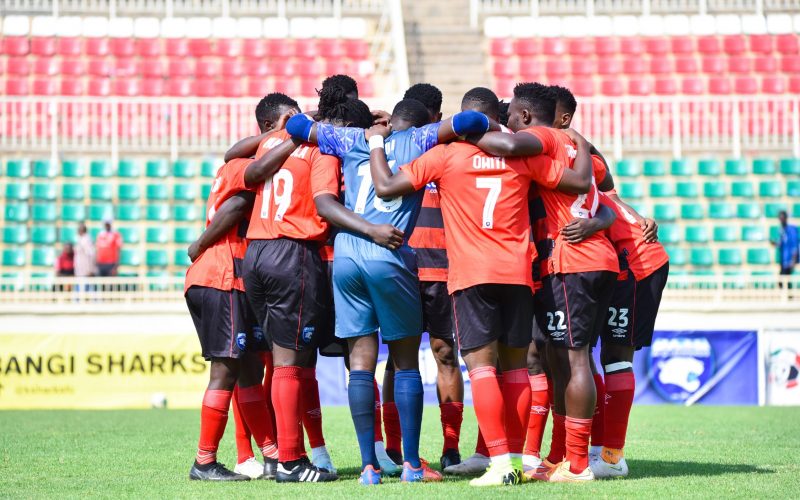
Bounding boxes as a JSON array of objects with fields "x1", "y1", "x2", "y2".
[{"x1": 313, "y1": 122, "x2": 441, "y2": 243}]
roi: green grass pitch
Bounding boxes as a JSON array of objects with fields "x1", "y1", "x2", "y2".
[{"x1": 2, "y1": 405, "x2": 799, "y2": 498}]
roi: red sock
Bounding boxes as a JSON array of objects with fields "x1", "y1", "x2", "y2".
[
  {"x1": 300, "y1": 368, "x2": 326, "y2": 449},
  {"x1": 373, "y1": 379, "x2": 384, "y2": 442},
  {"x1": 565, "y1": 416, "x2": 592, "y2": 473},
  {"x1": 468, "y1": 366, "x2": 509, "y2": 457},
  {"x1": 272, "y1": 366, "x2": 304, "y2": 462},
  {"x1": 238, "y1": 384, "x2": 278, "y2": 459},
  {"x1": 501, "y1": 369, "x2": 531, "y2": 455},
  {"x1": 260, "y1": 351, "x2": 276, "y2": 434},
  {"x1": 231, "y1": 387, "x2": 255, "y2": 463},
  {"x1": 524, "y1": 374, "x2": 550, "y2": 457},
  {"x1": 591, "y1": 373, "x2": 606, "y2": 447},
  {"x1": 439, "y1": 402, "x2": 464, "y2": 452},
  {"x1": 545, "y1": 413, "x2": 566, "y2": 464},
  {"x1": 382, "y1": 402, "x2": 402, "y2": 453},
  {"x1": 604, "y1": 372, "x2": 635, "y2": 449},
  {"x1": 196, "y1": 389, "x2": 232, "y2": 465},
  {"x1": 475, "y1": 429, "x2": 489, "y2": 456}
]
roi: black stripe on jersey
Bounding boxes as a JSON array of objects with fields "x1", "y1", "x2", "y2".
[
  {"x1": 536, "y1": 239, "x2": 555, "y2": 260},
  {"x1": 415, "y1": 248, "x2": 449, "y2": 270},
  {"x1": 416, "y1": 207, "x2": 445, "y2": 229},
  {"x1": 237, "y1": 217, "x2": 249, "y2": 238},
  {"x1": 233, "y1": 257, "x2": 244, "y2": 278}
]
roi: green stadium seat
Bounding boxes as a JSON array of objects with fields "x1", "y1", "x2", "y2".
[
  {"x1": 718, "y1": 248, "x2": 742, "y2": 266},
  {"x1": 147, "y1": 270, "x2": 171, "y2": 291},
  {"x1": 628, "y1": 202, "x2": 647, "y2": 216},
  {"x1": 690, "y1": 248, "x2": 713, "y2": 267},
  {"x1": 173, "y1": 183, "x2": 198, "y2": 201},
  {"x1": 61, "y1": 203, "x2": 86, "y2": 222},
  {"x1": 146, "y1": 184, "x2": 168, "y2": 201},
  {"x1": 33, "y1": 159, "x2": 57, "y2": 178},
  {"x1": 118, "y1": 184, "x2": 141, "y2": 201},
  {"x1": 665, "y1": 246, "x2": 687, "y2": 266},
  {"x1": 769, "y1": 226, "x2": 780, "y2": 242},
  {"x1": 780, "y1": 158, "x2": 800, "y2": 175},
  {"x1": 724, "y1": 158, "x2": 748, "y2": 176},
  {"x1": 117, "y1": 159, "x2": 140, "y2": 178},
  {"x1": 731, "y1": 181, "x2": 754, "y2": 198},
  {"x1": 741, "y1": 225, "x2": 766, "y2": 242},
  {"x1": 3, "y1": 226, "x2": 28, "y2": 244},
  {"x1": 61, "y1": 183, "x2": 85, "y2": 201},
  {"x1": 89, "y1": 227, "x2": 101, "y2": 240},
  {"x1": 649, "y1": 182, "x2": 674, "y2": 198},
  {"x1": 174, "y1": 249, "x2": 191, "y2": 267},
  {"x1": 116, "y1": 204, "x2": 141, "y2": 222},
  {"x1": 146, "y1": 204, "x2": 170, "y2": 221},
  {"x1": 657, "y1": 224, "x2": 680, "y2": 244},
  {"x1": 2, "y1": 248, "x2": 26, "y2": 267},
  {"x1": 146, "y1": 159, "x2": 169, "y2": 178},
  {"x1": 737, "y1": 202, "x2": 761, "y2": 219},
  {"x1": 173, "y1": 204, "x2": 200, "y2": 222},
  {"x1": 31, "y1": 225, "x2": 56, "y2": 244},
  {"x1": 681, "y1": 203, "x2": 705, "y2": 220},
  {"x1": 5, "y1": 204, "x2": 30, "y2": 222},
  {"x1": 62, "y1": 159, "x2": 85, "y2": 178},
  {"x1": 703, "y1": 182, "x2": 727, "y2": 198},
  {"x1": 146, "y1": 250, "x2": 169, "y2": 267},
  {"x1": 201, "y1": 159, "x2": 218, "y2": 177},
  {"x1": 89, "y1": 204, "x2": 114, "y2": 221},
  {"x1": 698, "y1": 158, "x2": 721, "y2": 176},
  {"x1": 173, "y1": 159, "x2": 196, "y2": 178},
  {"x1": 788, "y1": 181, "x2": 800, "y2": 197},
  {"x1": 90, "y1": 183, "x2": 113, "y2": 201},
  {"x1": 764, "y1": 203, "x2": 787, "y2": 218},
  {"x1": 201, "y1": 184, "x2": 212, "y2": 199},
  {"x1": 6, "y1": 159, "x2": 30, "y2": 178},
  {"x1": 713, "y1": 225, "x2": 738, "y2": 242},
  {"x1": 174, "y1": 227, "x2": 200, "y2": 244},
  {"x1": 32, "y1": 203, "x2": 57, "y2": 222},
  {"x1": 6, "y1": 182, "x2": 30, "y2": 200},
  {"x1": 685, "y1": 225, "x2": 709, "y2": 243},
  {"x1": 32, "y1": 184, "x2": 57, "y2": 201},
  {"x1": 709, "y1": 202, "x2": 734, "y2": 219},
  {"x1": 654, "y1": 203, "x2": 678, "y2": 221},
  {"x1": 747, "y1": 248, "x2": 772, "y2": 265},
  {"x1": 643, "y1": 159, "x2": 666, "y2": 177},
  {"x1": 615, "y1": 159, "x2": 639, "y2": 177},
  {"x1": 90, "y1": 159, "x2": 113, "y2": 177},
  {"x1": 120, "y1": 248, "x2": 142, "y2": 267},
  {"x1": 670, "y1": 159, "x2": 693, "y2": 176},
  {"x1": 146, "y1": 227, "x2": 169, "y2": 244},
  {"x1": 759, "y1": 181, "x2": 782, "y2": 198},
  {"x1": 676, "y1": 181, "x2": 698, "y2": 198},
  {"x1": 619, "y1": 182, "x2": 643, "y2": 199},
  {"x1": 59, "y1": 226, "x2": 77, "y2": 243},
  {"x1": 31, "y1": 247, "x2": 55, "y2": 267},
  {"x1": 793, "y1": 203, "x2": 800, "y2": 218},
  {"x1": 118, "y1": 227, "x2": 140, "y2": 244},
  {"x1": 752, "y1": 157, "x2": 776, "y2": 175}
]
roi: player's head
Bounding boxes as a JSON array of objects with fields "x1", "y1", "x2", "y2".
[
  {"x1": 255, "y1": 93, "x2": 301, "y2": 133},
  {"x1": 103, "y1": 217, "x2": 113, "y2": 231},
  {"x1": 321, "y1": 74, "x2": 359, "y2": 100},
  {"x1": 549, "y1": 85, "x2": 577, "y2": 129},
  {"x1": 498, "y1": 100, "x2": 510, "y2": 127},
  {"x1": 460, "y1": 87, "x2": 500, "y2": 122},
  {"x1": 78, "y1": 222, "x2": 87, "y2": 235},
  {"x1": 403, "y1": 83, "x2": 443, "y2": 123},
  {"x1": 317, "y1": 84, "x2": 373, "y2": 128},
  {"x1": 63, "y1": 242, "x2": 74, "y2": 256},
  {"x1": 507, "y1": 82, "x2": 556, "y2": 132},
  {"x1": 390, "y1": 98, "x2": 431, "y2": 131},
  {"x1": 779, "y1": 210, "x2": 788, "y2": 226}
]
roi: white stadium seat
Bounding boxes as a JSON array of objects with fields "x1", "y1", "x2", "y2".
[
  {"x1": 510, "y1": 16, "x2": 537, "y2": 38},
  {"x1": 134, "y1": 17, "x2": 161, "y2": 38},
  {"x1": 639, "y1": 16, "x2": 665, "y2": 36},
  {"x1": 82, "y1": 16, "x2": 109, "y2": 37},
  {"x1": 483, "y1": 16, "x2": 511, "y2": 38},
  {"x1": 185, "y1": 17, "x2": 212, "y2": 39},
  {"x1": 160, "y1": 17, "x2": 187, "y2": 38},
  {"x1": 31, "y1": 16, "x2": 57, "y2": 36},
  {"x1": 56, "y1": 16, "x2": 83, "y2": 37},
  {"x1": 537, "y1": 16, "x2": 563, "y2": 37},
  {"x1": 212, "y1": 17, "x2": 237, "y2": 38},
  {"x1": 263, "y1": 17, "x2": 290, "y2": 39},
  {"x1": 613, "y1": 15, "x2": 640, "y2": 36},
  {"x1": 315, "y1": 17, "x2": 341, "y2": 38},
  {"x1": 289, "y1": 17, "x2": 316, "y2": 38},
  {"x1": 562, "y1": 16, "x2": 590, "y2": 38},
  {"x1": 688, "y1": 15, "x2": 714, "y2": 36},
  {"x1": 340, "y1": 17, "x2": 368, "y2": 39},
  {"x1": 741, "y1": 15, "x2": 767, "y2": 35},
  {"x1": 715, "y1": 14, "x2": 742, "y2": 35},
  {"x1": 588, "y1": 15, "x2": 613, "y2": 37},
  {"x1": 236, "y1": 17, "x2": 263, "y2": 39},
  {"x1": 766, "y1": 14, "x2": 793, "y2": 34},
  {"x1": 794, "y1": 14, "x2": 800, "y2": 33},
  {"x1": 108, "y1": 17, "x2": 135, "y2": 38},
  {"x1": 3, "y1": 15, "x2": 30, "y2": 36}
]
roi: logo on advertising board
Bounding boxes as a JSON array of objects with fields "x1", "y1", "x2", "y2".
[
  {"x1": 769, "y1": 348, "x2": 800, "y2": 391},
  {"x1": 648, "y1": 336, "x2": 715, "y2": 403}
]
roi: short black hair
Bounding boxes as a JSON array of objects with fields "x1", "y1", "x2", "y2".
[
  {"x1": 317, "y1": 84, "x2": 373, "y2": 128},
  {"x1": 461, "y1": 87, "x2": 500, "y2": 119},
  {"x1": 321, "y1": 74, "x2": 358, "y2": 97},
  {"x1": 549, "y1": 85, "x2": 577, "y2": 115},
  {"x1": 392, "y1": 99, "x2": 431, "y2": 128},
  {"x1": 513, "y1": 82, "x2": 556, "y2": 125},
  {"x1": 255, "y1": 93, "x2": 299, "y2": 130},
  {"x1": 498, "y1": 100, "x2": 510, "y2": 127},
  {"x1": 403, "y1": 83, "x2": 443, "y2": 116}
]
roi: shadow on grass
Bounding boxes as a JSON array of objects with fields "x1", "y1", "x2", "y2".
[{"x1": 630, "y1": 460, "x2": 775, "y2": 479}]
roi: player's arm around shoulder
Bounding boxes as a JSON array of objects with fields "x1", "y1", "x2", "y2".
[
  {"x1": 467, "y1": 129, "x2": 543, "y2": 157},
  {"x1": 188, "y1": 191, "x2": 255, "y2": 262},
  {"x1": 436, "y1": 110, "x2": 493, "y2": 144},
  {"x1": 561, "y1": 202, "x2": 617, "y2": 244},
  {"x1": 556, "y1": 128, "x2": 592, "y2": 194},
  {"x1": 367, "y1": 124, "x2": 418, "y2": 198}
]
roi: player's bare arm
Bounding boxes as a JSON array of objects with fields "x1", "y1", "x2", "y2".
[
  {"x1": 188, "y1": 191, "x2": 256, "y2": 262},
  {"x1": 242, "y1": 137, "x2": 302, "y2": 187},
  {"x1": 558, "y1": 128, "x2": 593, "y2": 194},
  {"x1": 366, "y1": 125, "x2": 418, "y2": 198},
  {"x1": 467, "y1": 130, "x2": 544, "y2": 157},
  {"x1": 314, "y1": 194, "x2": 404, "y2": 250},
  {"x1": 604, "y1": 191, "x2": 658, "y2": 243},
  {"x1": 561, "y1": 203, "x2": 617, "y2": 244}
]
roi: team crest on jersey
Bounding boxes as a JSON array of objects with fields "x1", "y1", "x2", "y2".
[
  {"x1": 253, "y1": 326, "x2": 265, "y2": 342},
  {"x1": 302, "y1": 326, "x2": 315, "y2": 343},
  {"x1": 236, "y1": 332, "x2": 248, "y2": 351},
  {"x1": 649, "y1": 336, "x2": 715, "y2": 403}
]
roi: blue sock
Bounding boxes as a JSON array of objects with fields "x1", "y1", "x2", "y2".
[
  {"x1": 348, "y1": 370, "x2": 379, "y2": 470},
  {"x1": 394, "y1": 369, "x2": 423, "y2": 468}
]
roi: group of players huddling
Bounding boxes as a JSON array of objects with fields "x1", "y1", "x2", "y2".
[{"x1": 183, "y1": 74, "x2": 669, "y2": 486}]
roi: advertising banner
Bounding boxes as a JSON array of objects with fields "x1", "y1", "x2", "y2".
[{"x1": 762, "y1": 329, "x2": 800, "y2": 406}]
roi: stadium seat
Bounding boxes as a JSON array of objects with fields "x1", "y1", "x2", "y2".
[
  {"x1": 698, "y1": 158, "x2": 721, "y2": 176},
  {"x1": 118, "y1": 184, "x2": 141, "y2": 201},
  {"x1": 201, "y1": 159, "x2": 218, "y2": 178},
  {"x1": 654, "y1": 203, "x2": 678, "y2": 221},
  {"x1": 708, "y1": 77, "x2": 732, "y2": 94},
  {"x1": 146, "y1": 227, "x2": 169, "y2": 244},
  {"x1": 713, "y1": 226, "x2": 738, "y2": 242},
  {"x1": 146, "y1": 204, "x2": 170, "y2": 221},
  {"x1": 762, "y1": 77, "x2": 786, "y2": 94},
  {"x1": 665, "y1": 246, "x2": 687, "y2": 266},
  {"x1": 3, "y1": 226, "x2": 28, "y2": 245},
  {"x1": 685, "y1": 225, "x2": 709, "y2": 243},
  {"x1": 690, "y1": 248, "x2": 713, "y2": 267},
  {"x1": 32, "y1": 184, "x2": 57, "y2": 200},
  {"x1": 58, "y1": 37, "x2": 83, "y2": 56},
  {"x1": 628, "y1": 78, "x2": 653, "y2": 96},
  {"x1": 658, "y1": 224, "x2": 680, "y2": 244},
  {"x1": 724, "y1": 158, "x2": 748, "y2": 176},
  {"x1": 90, "y1": 160, "x2": 113, "y2": 177},
  {"x1": 731, "y1": 181, "x2": 755, "y2": 198},
  {"x1": 202, "y1": 184, "x2": 212, "y2": 199},
  {"x1": 643, "y1": 159, "x2": 666, "y2": 176},
  {"x1": 173, "y1": 205, "x2": 199, "y2": 222},
  {"x1": 61, "y1": 183, "x2": 85, "y2": 201},
  {"x1": 734, "y1": 77, "x2": 758, "y2": 94},
  {"x1": 174, "y1": 227, "x2": 200, "y2": 244},
  {"x1": 619, "y1": 182, "x2": 644, "y2": 199},
  {"x1": 6, "y1": 182, "x2": 31, "y2": 200},
  {"x1": 147, "y1": 159, "x2": 169, "y2": 178},
  {"x1": 6, "y1": 159, "x2": 31, "y2": 178},
  {"x1": 681, "y1": 203, "x2": 704, "y2": 220},
  {"x1": 32, "y1": 159, "x2": 57, "y2": 178},
  {"x1": 173, "y1": 184, "x2": 197, "y2": 201},
  {"x1": 118, "y1": 227, "x2": 140, "y2": 244},
  {"x1": 121, "y1": 249, "x2": 142, "y2": 267},
  {"x1": 90, "y1": 184, "x2": 113, "y2": 201},
  {"x1": 703, "y1": 181, "x2": 727, "y2": 198},
  {"x1": 718, "y1": 249, "x2": 742, "y2": 266},
  {"x1": 600, "y1": 79, "x2": 625, "y2": 96},
  {"x1": 61, "y1": 204, "x2": 86, "y2": 222},
  {"x1": 708, "y1": 202, "x2": 734, "y2": 219},
  {"x1": 615, "y1": 159, "x2": 640, "y2": 177},
  {"x1": 6, "y1": 78, "x2": 30, "y2": 95},
  {"x1": 59, "y1": 226, "x2": 77, "y2": 243},
  {"x1": 32, "y1": 247, "x2": 55, "y2": 267},
  {"x1": 752, "y1": 158, "x2": 776, "y2": 175},
  {"x1": 788, "y1": 181, "x2": 800, "y2": 197},
  {"x1": 32, "y1": 77, "x2": 58, "y2": 95},
  {"x1": 650, "y1": 182, "x2": 674, "y2": 198},
  {"x1": 32, "y1": 203, "x2": 57, "y2": 222},
  {"x1": 741, "y1": 225, "x2": 766, "y2": 242},
  {"x1": 146, "y1": 250, "x2": 169, "y2": 267},
  {"x1": 655, "y1": 78, "x2": 678, "y2": 95},
  {"x1": 764, "y1": 203, "x2": 787, "y2": 218},
  {"x1": 116, "y1": 204, "x2": 141, "y2": 222},
  {"x1": 174, "y1": 250, "x2": 192, "y2": 267},
  {"x1": 146, "y1": 184, "x2": 169, "y2": 201},
  {"x1": 780, "y1": 158, "x2": 800, "y2": 175},
  {"x1": 172, "y1": 159, "x2": 196, "y2": 178},
  {"x1": 31, "y1": 225, "x2": 56, "y2": 245},
  {"x1": 2, "y1": 249, "x2": 26, "y2": 267},
  {"x1": 117, "y1": 159, "x2": 140, "y2": 178},
  {"x1": 747, "y1": 248, "x2": 772, "y2": 265},
  {"x1": 759, "y1": 181, "x2": 783, "y2": 198},
  {"x1": 5, "y1": 204, "x2": 30, "y2": 223},
  {"x1": 673, "y1": 181, "x2": 696, "y2": 198},
  {"x1": 737, "y1": 202, "x2": 761, "y2": 219},
  {"x1": 89, "y1": 204, "x2": 114, "y2": 221},
  {"x1": 62, "y1": 160, "x2": 85, "y2": 178}
]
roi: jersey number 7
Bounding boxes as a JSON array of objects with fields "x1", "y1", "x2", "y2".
[{"x1": 476, "y1": 177, "x2": 502, "y2": 229}]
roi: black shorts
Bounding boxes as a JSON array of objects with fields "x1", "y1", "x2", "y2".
[
  {"x1": 452, "y1": 284, "x2": 533, "y2": 351},
  {"x1": 421, "y1": 280, "x2": 454, "y2": 342},
  {"x1": 601, "y1": 263, "x2": 669, "y2": 349},
  {"x1": 534, "y1": 271, "x2": 617, "y2": 348},
  {"x1": 243, "y1": 238, "x2": 334, "y2": 353},
  {"x1": 318, "y1": 259, "x2": 347, "y2": 357},
  {"x1": 185, "y1": 286, "x2": 267, "y2": 360}
]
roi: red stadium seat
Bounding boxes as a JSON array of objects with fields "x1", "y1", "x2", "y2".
[
  {"x1": 545, "y1": 59, "x2": 568, "y2": 78},
  {"x1": 622, "y1": 56, "x2": 647, "y2": 75},
  {"x1": 31, "y1": 37, "x2": 56, "y2": 56},
  {"x1": 723, "y1": 35, "x2": 747, "y2": 55},
  {"x1": 681, "y1": 76, "x2": 705, "y2": 94},
  {"x1": 728, "y1": 56, "x2": 751, "y2": 74},
  {"x1": 754, "y1": 56, "x2": 778, "y2": 73},
  {"x1": 115, "y1": 57, "x2": 140, "y2": 77},
  {"x1": 32, "y1": 78, "x2": 57, "y2": 95},
  {"x1": 734, "y1": 76, "x2": 757, "y2": 94},
  {"x1": 344, "y1": 40, "x2": 368, "y2": 59},
  {"x1": 619, "y1": 37, "x2": 644, "y2": 55},
  {"x1": 7, "y1": 56, "x2": 31, "y2": 75},
  {"x1": 671, "y1": 36, "x2": 695, "y2": 54},
  {"x1": 189, "y1": 39, "x2": 213, "y2": 57},
  {"x1": 140, "y1": 58, "x2": 165, "y2": 78},
  {"x1": 543, "y1": 38, "x2": 567, "y2": 56},
  {"x1": 762, "y1": 76, "x2": 786, "y2": 94},
  {"x1": 493, "y1": 59, "x2": 517, "y2": 77},
  {"x1": 167, "y1": 78, "x2": 192, "y2": 96},
  {"x1": 3, "y1": 37, "x2": 30, "y2": 56},
  {"x1": 359, "y1": 79, "x2": 375, "y2": 98},
  {"x1": 568, "y1": 38, "x2": 594, "y2": 55},
  {"x1": 628, "y1": 78, "x2": 653, "y2": 95},
  {"x1": 60, "y1": 58, "x2": 86, "y2": 76},
  {"x1": 169, "y1": 59, "x2": 194, "y2": 77},
  {"x1": 111, "y1": 38, "x2": 135, "y2": 57},
  {"x1": 571, "y1": 78, "x2": 595, "y2": 96},
  {"x1": 697, "y1": 36, "x2": 721, "y2": 54},
  {"x1": 88, "y1": 78, "x2": 111, "y2": 96},
  {"x1": 776, "y1": 34, "x2": 799, "y2": 55},
  {"x1": 655, "y1": 77, "x2": 677, "y2": 95},
  {"x1": 196, "y1": 58, "x2": 221, "y2": 78},
  {"x1": 749, "y1": 34, "x2": 774, "y2": 54},
  {"x1": 300, "y1": 79, "x2": 319, "y2": 97},
  {"x1": 274, "y1": 77, "x2": 299, "y2": 96},
  {"x1": 33, "y1": 57, "x2": 59, "y2": 76},
  {"x1": 702, "y1": 56, "x2": 725, "y2": 74},
  {"x1": 243, "y1": 39, "x2": 268, "y2": 58},
  {"x1": 57, "y1": 37, "x2": 83, "y2": 56},
  {"x1": 294, "y1": 39, "x2": 318, "y2": 59},
  {"x1": 88, "y1": 58, "x2": 112, "y2": 77},
  {"x1": 141, "y1": 78, "x2": 164, "y2": 96},
  {"x1": 166, "y1": 38, "x2": 190, "y2": 57},
  {"x1": 318, "y1": 39, "x2": 344, "y2": 58},
  {"x1": 244, "y1": 59, "x2": 269, "y2": 77},
  {"x1": 136, "y1": 38, "x2": 162, "y2": 57},
  {"x1": 222, "y1": 59, "x2": 244, "y2": 78},
  {"x1": 194, "y1": 79, "x2": 219, "y2": 97},
  {"x1": 5, "y1": 78, "x2": 29, "y2": 95},
  {"x1": 248, "y1": 79, "x2": 270, "y2": 97},
  {"x1": 514, "y1": 38, "x2": 540, "y2": 56},
  {"x1": 601, "y1": 78, "x2": 624, "y2": 96},
  {"x1": 267, "y1": 39, "x2": 294, "y2": 59},
  {"x1": 268, "y1": 60, "x2": 293, "y2": 77},
  {"x1": 597, "y1": 57, "x2": 623, "y2": 76},
  {"x1": 495, "y1": 77, "x2": 515, "y2": 98},
  {"x1": 113, "y1": 78, "x2": 140, "y2": 96},
  {"x1": 650, "y1": 57, "x2": 674, "y2": 74},
  {"x1": 571, "y1": 59, "x2": 596, "y2": 76},
  {"x1": 215, "y1": 38, "x2": 242, "y2": 58},
  {"x1": 781, "y1": 55, "x2": 800, "y2": 73},
  {"x1": 595, "y1": 37, "x2": 618, "y2": 56},
  {"x1": 61, "y1": 78, "x2": 85, "y2": 96},
  {"x1": 709, "y1": 76, "x2": 732, "y2": 94},
  {"x1": 645, "y1": 37, "x2": 670, "y2": 55},
  {"x1": 86, "y1": 38, "x2": 110, "y2": 56},
  {"x1": 676, "y1": 56, "x2": 699, "y2": 74},
  {"x1": 518, "y1": 57, "x2": 540, "y2": 80},
  {"x1": 490, "y1": 38, "x2": 514, "y2": 57},
  {"x1": 789, "y1": 76, "x2": 800, "y2": 93},
  {"x1": 294, "y1": 59, "x2": 321, "y2": 78},
  {"x1": 325, "y1": 59, "x2": 353, "y2": 76},
  {"x1": 221, "y1": 80, "x2": 243, "y2": 97}
]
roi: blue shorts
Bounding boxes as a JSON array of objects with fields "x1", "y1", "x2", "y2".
[{"x1": 332, "y1": 232, "x2": 422, "y2": 342}]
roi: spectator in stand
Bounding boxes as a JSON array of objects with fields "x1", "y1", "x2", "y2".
[
  {"x1": 772, "y1": 211, "x2": 798, "y2": 286},
  {"x1": 96, "y1": 218, "x2": 123, "y2": 277},
  {"x1": 55, "y1": 243, "x2": 75, "y2": 277},
  {"x1": 74, "y1": 222, "x2": 96, "y2": 278}
]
